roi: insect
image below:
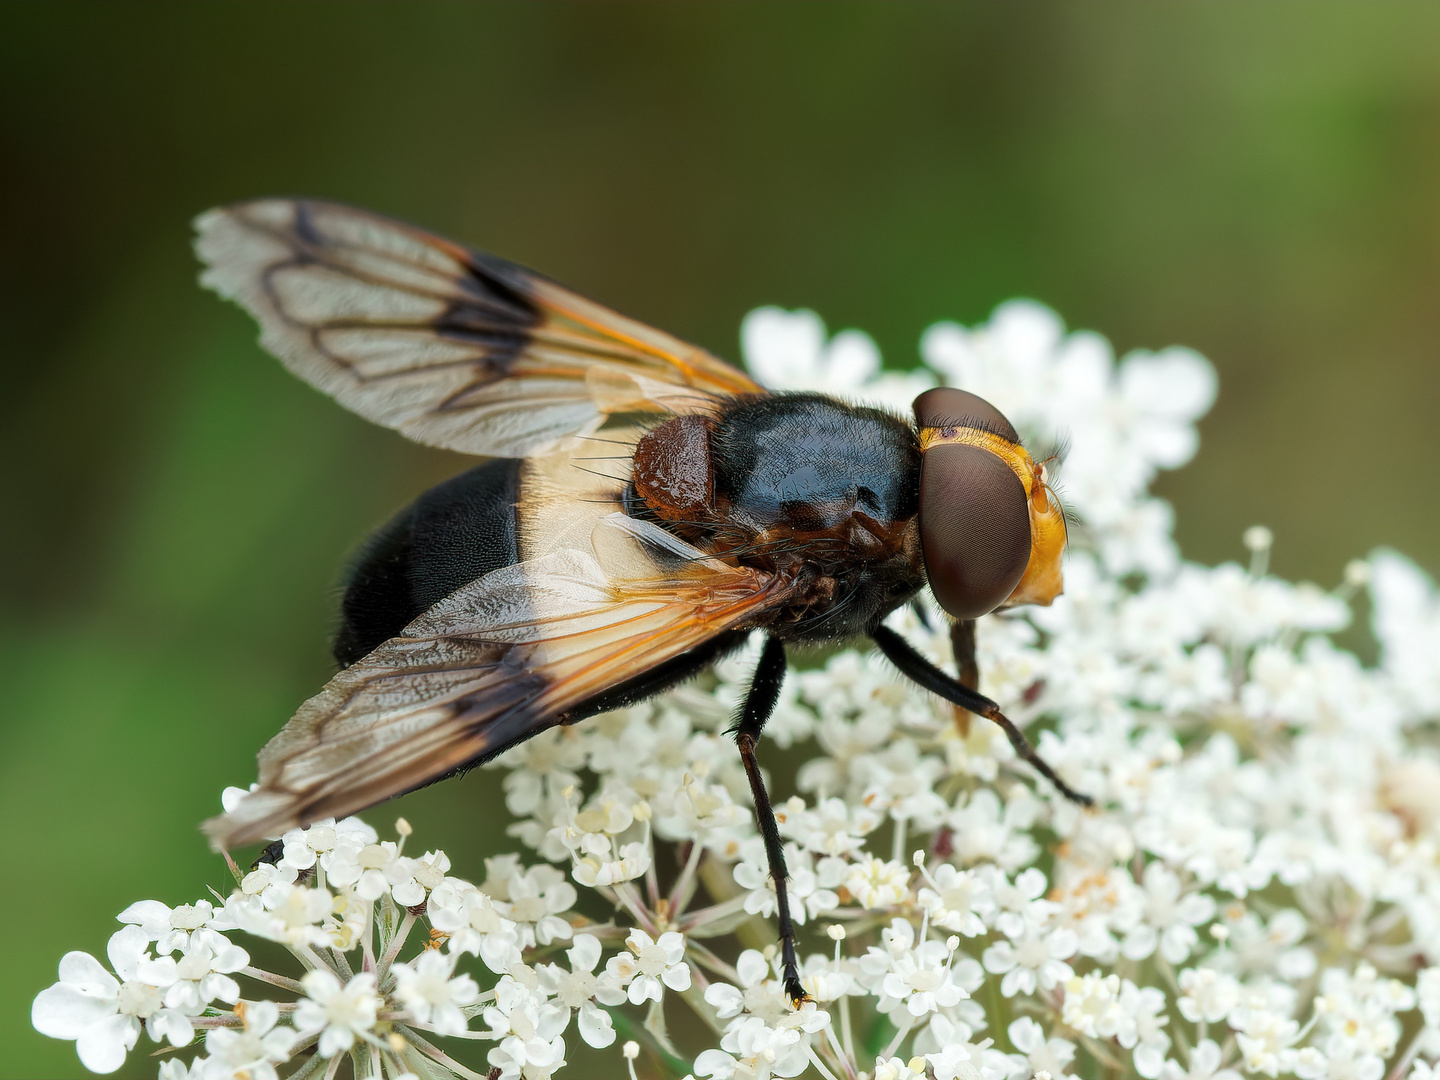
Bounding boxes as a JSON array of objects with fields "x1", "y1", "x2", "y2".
[{"x1": 197, "y1": 199, "x2": 1090, "y2": 1003}]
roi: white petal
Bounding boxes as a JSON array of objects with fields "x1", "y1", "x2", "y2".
[
  {"x1": 1052, "y1": 332, "x2": 1114, "y2": 401},
  {"x1": 1120, "y1": 348, "x2": 1217, "y2": 419},
  {"x1": 824, "y1": 329, "x2": 881, "y2": 387},
  {"x1": 627, "y1": 975, "x2": 660, "y2": 1005},
  {"x1": 116, "y1": 900, "x2": 172, "y2": 938},
  {"x1": 162, "y1": 982, "x2": 203, "y2": 1013},
  {"x1": 991, "y1": 300, "x2": 1065, "y2": 366},
  {"x1": 355, "y1": 871, "x2": 388, "y2": 902},
  {"x1": 536, "y1": 915, "x2": 573, "y2": 945},
  {"x1": 429, "y1": 1003, "x2": 468, "y2": 1037},
  {"x1": 300, "y1": 967, "x2": 342, "y2": 1000},
  {"x1": 661, "y1": 962, "x2": 691, "y2": 992},
  {"x1": 248, "y1": 999, "x2": 281, "y2": 1035},
  {"x1": 1134, "y1": 421, "x2": 1198, "y2": 469},
  {"x1": 148, "y1": 1008, "x2": 194, "y2": 1047},
  {"x1": 566, "y1": 934, "x2": 602, "y2": 973},
  {"x1": 704, "y1": 984, "x2": 744, "y2": 1018},
  {"x1": 318, "y1": 1024, "x2": 354, "y2": 1057},
  {"x1": 106, "y1": 925, "x2": 151, "y2": 979},
  {"x1": 694, "y1": 1049, "x2": 739, "y2": 1080},
  {"x1": 656, "y1": 931, "x2": 685, "y2": 962},
  {"x1": 742, "y1": 307, "x2": 825, "y2": 388},
  {"x1": 211, "y1": 940, "x2": 251, "y2": 973},
  {"x1": 918, "y1": 322, "x2": 972, "y2": 382},
  {"x1": 392, "y1": 881, "x2": 426, "y2": 907},
  {"x1": 546, "y1": 881, "x2": 578, "y2": 913},
  {"x1": 538, "y1": 1002, "x2": 570, "y2": 1042},
  {"x1": 1122, "y1": 925, "x2": 1158, "y2": 962},
  {"x1": 263, "y1": 1027, "x2": 300, "y2": 1057},
  {"x1": 203, "y1": 972, "x2": 242, "y2": 1004},
  {"x1": 75, "y1": 1014, "x2": 139, "y2": 1074},
  {"x1": 293, "y1": 1000, "x2": 324, "y2": 1033},
  {"x1": 578, "y1": 1001, "x2": 616, "y2": 1049},
  {"x1": 32, "y1": 984, "x2": 116, "y2": 1039},
  {"x1": 735, "y1": 950, "x2": 769, "y2": 988},
  {"x1": 1007, "y1": 1016, "x2": 1042, "y2": 1054},
  {"x1": 56, "y1": 952, "x2": 120, "y2": 997},
  {"x1": 136, "y1": 955, "x2": 178, "y2": 987},
  {"x1": 220, "y1": 784, "x2": 256, "y2": 813},
  {"x1": 594, "y1": 971, "x2": 628, "y2": 1008}
]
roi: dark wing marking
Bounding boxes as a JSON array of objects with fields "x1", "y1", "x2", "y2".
[
  {"x1": 205, "y1": 513, "x2": 788, "y2": 849},
  {"x1": 194, "y1": 199, "x2": 762, "y2": 457}
]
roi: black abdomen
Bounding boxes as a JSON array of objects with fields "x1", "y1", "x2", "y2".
[{"x1": 333, "y1": 458, "x2": 523, "y2": 666}]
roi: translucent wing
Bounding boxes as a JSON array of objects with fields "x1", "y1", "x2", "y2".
[
  {"x1": 194, "y1": 199, "x2": 762, "y2": 457},
  {"x1": 205, "y1": 513, "x2": 787, "y2": 849}
]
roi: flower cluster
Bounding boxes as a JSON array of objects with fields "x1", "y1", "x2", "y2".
[{"x1": 34, "y1": 301, "x2": 1440, "y2": 1080}]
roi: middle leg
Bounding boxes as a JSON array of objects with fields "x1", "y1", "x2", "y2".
[{"x1": 729, "y1": 634, "x2": 808, "y2": 1004}]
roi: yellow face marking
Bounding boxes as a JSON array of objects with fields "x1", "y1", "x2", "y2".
[{"x1": 918, "y1": 425, "x2": 1066, "y2": 608}]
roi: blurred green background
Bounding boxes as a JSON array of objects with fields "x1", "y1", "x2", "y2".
[{"x1": 3, "y1": 4, "x2": 1437, "y2": 1076}]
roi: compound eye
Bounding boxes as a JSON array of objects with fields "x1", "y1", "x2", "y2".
[
  {"x1": 913, "y1": 387, "x2": 1019, "y2": 442},
  {"x1": 919, "y1": 444, "x2": 1031, "y2": 620}
]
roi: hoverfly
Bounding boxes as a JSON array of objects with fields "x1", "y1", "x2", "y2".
[{"x1": 197, "y1": 199, "x2": 1090, "y2": 1002}]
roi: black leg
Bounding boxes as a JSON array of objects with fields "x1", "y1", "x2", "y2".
[
  {"x1": 728, "y1": 634, "x2": 808, "y2": 1004},
  {"x1": 872, "y1": 624, "x2": 1093, "y2": 807}
]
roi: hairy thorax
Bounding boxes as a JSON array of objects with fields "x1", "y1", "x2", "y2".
[{"x1": 628, "y1": 394, "x2": 927, "y2": 642}]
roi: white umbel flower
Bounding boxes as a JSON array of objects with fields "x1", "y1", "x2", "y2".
[
  {"x1": 197, "y1": 1000, "x2": 296, "y2": 1080},
  {"x1": 294, "y1": 970, "x2": 380, "y2": 1057},
  {"x1": 982, "y1": 926, "x2": 1077, "y2": 998},
  {"x1": 483, "y1": 976, "x2": 568, "y2": 1080},
  {"x1": 32, "y1": 944, "x2": 147, "y2": 1073},
  {"x1": 501, "y1": 863, "x2": 577, "y2": 948},
  {"x1": 35, "y1": 298, "x2": 1440, "y2": 1080},
  {"x1": 538, "y1": 934, "x2": 621, "y2": 1049},
  {"x1": 116, "y1": 899, "x2": 219, "y2": 954},
  {"x1": 604, "y1": 928, "x2": 691, "y2": 1005},
  {"x1": 844, "y1": 856, "x2": 911, "y2": 909},
  {"x1": 30, "y1": 925, "x2": 198, "y2": 1072},
  {"x1": 742, "y1": 306, "x2": 934, "y2": 415},
  {"x1": 391, "y1": 949, "x2": 480, "y2": 1036}
]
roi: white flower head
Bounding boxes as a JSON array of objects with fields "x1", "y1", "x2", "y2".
[
  {"x1": 294, "y1": 970, "x2": 380, "y2": 1057},
  {"x1": 32, "y1": 934, "x2": 150, "y2": 1073},
  {"x1": 982, "y1": 924, "x2": 1076, "y2": 998},
  {"x1": 539, "y1": 933, "x2": 620, "y2": 1049},
  {"x1": 428, "y1": 880, "x2": 523, "y2": 973},
  {"x1": 502, "y1": 862, "x2": 578, "y2": 948},
  {"x1": 392, "y1": 949, "x2": 480, "y2": 1036},
  {"x1": 843, "y1": 856, "x2": 912, "y2": 909},
  {"x1": 483, "y1": 976, "x2": 569, "y2": 1080},
  {"x1": 604, "y1": 928, "x2": 691, "y2": 1005},
  {"x1": 743, "y1": 306, "x2": 934, "y2": 415},
  {"x1": 35, "y1": 299, "x2": 1440, "y2": 1080},
  {"x1": 200, "y1": 1000, "x2": 297, "y2": 1080},
  {"x1": 116, "y1": 899, "x2": 220, "y2": 954}
]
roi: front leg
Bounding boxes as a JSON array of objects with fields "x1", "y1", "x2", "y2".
[
  {"x1": 950, "y1": 617, "x2": 979, "y2": 737},
  {"x1": 729, "y1": 634, "x2": 808, "y2": 1004},
  {"x1": 872, "y1": 624, "x2": 1093, "y2": 807}
]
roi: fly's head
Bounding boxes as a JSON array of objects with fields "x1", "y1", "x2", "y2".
[{"x1": 912, "y1": 387, "x2": 1067, "y2": 621}]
